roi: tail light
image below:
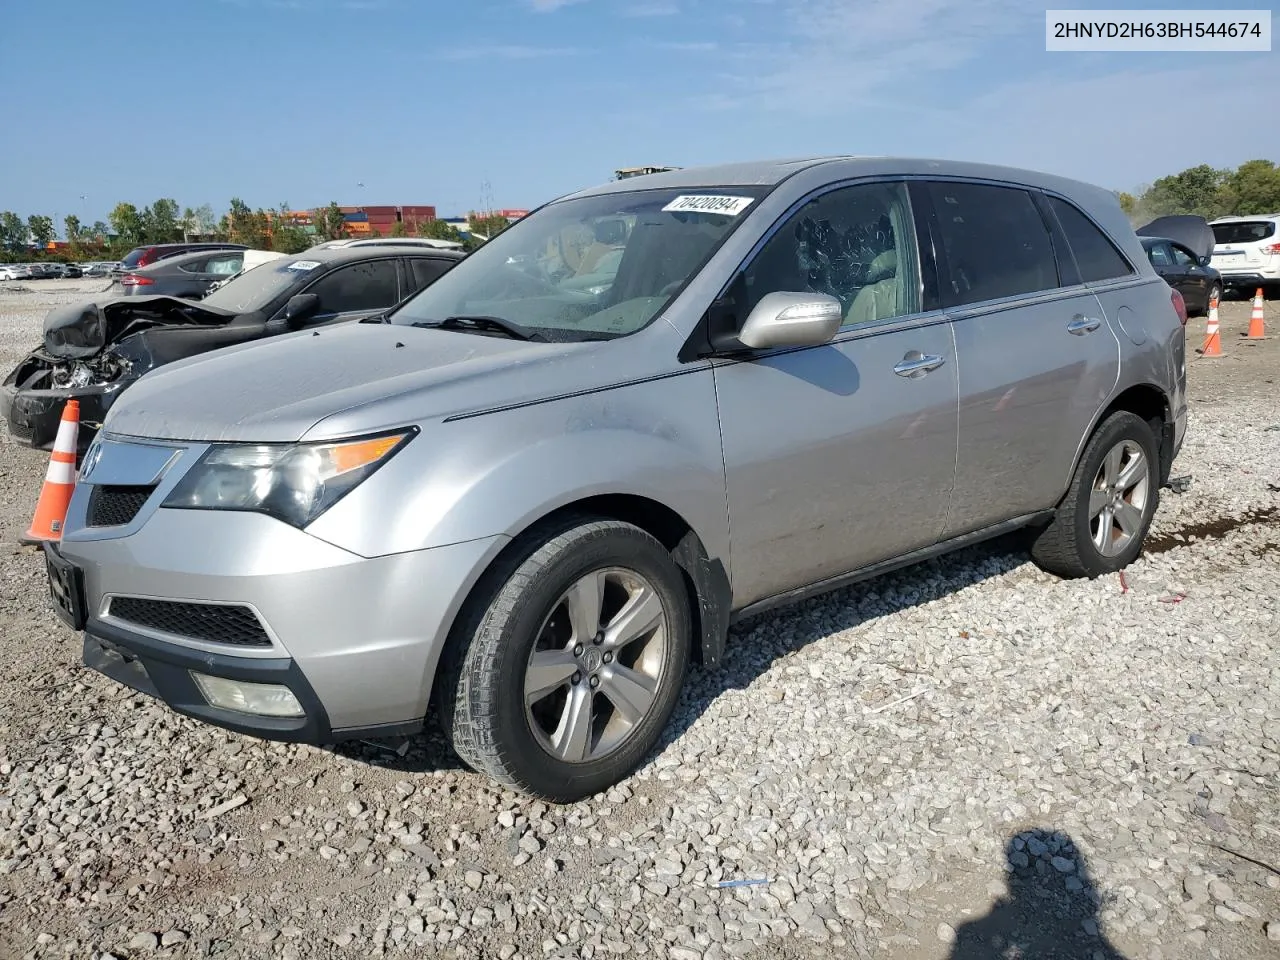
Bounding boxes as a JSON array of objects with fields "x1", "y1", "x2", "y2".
[
  {"x1": 119, "y1": 274, "x2": 153, "y2": 287},
  {"x1": 1263, "y1": 243, "x2": 1280, "y2": 256},
  {"x1": 1171, "y1": 287, "x2": 1188, "y2": 326}
]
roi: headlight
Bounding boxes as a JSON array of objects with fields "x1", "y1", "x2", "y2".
[{"x1": 162, "y1": 430, "x2": 414, "y2": 528}]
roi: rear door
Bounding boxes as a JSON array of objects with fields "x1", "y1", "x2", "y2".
[
  {"x1": 915, "y1": 179, "x2": 1121, "y2": 539},
  {"x1": 1168, "y1": 242, "x2": 1208, "y2": 306},
  {"x1": 406, "y1": 256, "x2": 456, "y2": 297},
  {"x1": 1211, "y1": 220, "x2": 1277, "y2": 274}
]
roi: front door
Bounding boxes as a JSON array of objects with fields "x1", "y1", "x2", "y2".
[{"x1": 712, "y1": 180, "x2": 960, "y2": 608}]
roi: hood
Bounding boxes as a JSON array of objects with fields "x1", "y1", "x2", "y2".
[
  {"x1": 100, "y1": 322, "x2": 610, "y2": 443},
  {"x1": 1136, "y1": 215, "x2": 1215, "y2": 261},
  {"x1": 42, "y1": 296, "x2": 237, "y2": 359}
]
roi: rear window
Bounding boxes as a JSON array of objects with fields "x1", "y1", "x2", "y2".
[
  {"x1": 120, "y1": 248, "x2": 151, "y2": 269},
  {"x1": 1047, "y1": 196, "x2": 1134, "y2": 282},
  {"x1": 1212, "y1": 221, "x2": 1276, "y2": 244}
]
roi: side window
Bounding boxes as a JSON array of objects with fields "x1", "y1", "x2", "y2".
[
  {"x1": 409, "y1": 257, "x2": 452, "y2": 293},
  {"x1": 1170, "y1": 244, "x2": 1197, "y2": 268},
  {"x1": 307, "y1": 260, "x2": 400, "y2": 315},
  {"x1": 1047, "y1": 196, "x2": 1134, "y2": 282},
  {"x1": 925, "y1": 181, "x2": 1058, "y2": 306},
  {"x1": 177, "y1": 258, "x2": 208, "y2": 274},
  {"x1": 740, "y1": 180, "x2": 919, "y2": 327},
  {"x1": 206, "y1": 254, "x2": 243, "y2": 276},
  {"x1": 1147, "y1": 242, "x2": 1173, "y2": 267}
]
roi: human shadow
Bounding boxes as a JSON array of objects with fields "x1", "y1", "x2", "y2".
[{"x1": 948, "y1": 828, "x2": 1128, "y2": 960}]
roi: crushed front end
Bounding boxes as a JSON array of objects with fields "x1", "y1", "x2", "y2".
[{"x1": 0, "y1": 349, "x2": 134, "y2": 452}]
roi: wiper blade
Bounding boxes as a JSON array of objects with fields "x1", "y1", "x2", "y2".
[{"x1": 410, "y1": 315, "x2": 544, "y2": 341}]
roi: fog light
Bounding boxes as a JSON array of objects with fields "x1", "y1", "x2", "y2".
[{"x1": 190, "y1": 672, "x2": 305, "y2": 718}]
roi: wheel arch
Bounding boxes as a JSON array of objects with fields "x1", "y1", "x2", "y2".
[
  {"x1": 1066, "y1": 382, "x2": 1172, "y2": 498},
  {"x1": 431, "y1": 492, "x2": 733, "y2": 720}
]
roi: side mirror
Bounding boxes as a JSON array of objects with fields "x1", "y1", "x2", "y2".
[
  {"x1": 283, "y1": 293, "x2": 320, "y2": 327},
  {"x1": 1199, "y1": 255, "x2": 1212, "y2": 268},
  {"x1": 737, "y1": 291, "x2": 843, "y2": 350}
]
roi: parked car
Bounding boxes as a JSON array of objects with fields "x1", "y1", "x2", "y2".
[
  {"x1": 44, "y1": 158, "x2": 1187, "y2": 802},
  {"x1": 311, "y1": 237, "x2": 467, "y2": 252},
  {"x1": 0, "y1": 264, "x2": 33, "y2": 281},
  {"x1": 1208, "y1": 214, "x2": 1280, "y2": 297},
  {"x1": 82, "y1": 262, "x2": 120, "y2": 278},
  {"x1": 1136, "y1": 215, "x2": 1220, "y2": 317},
  {"x1": 114, "y1": 242, "x2": 250, "y2": 275},
  {"x1": 1, "y1": 245, "x2": 463, "y2": 453},
  {"x1": 106, "y1": 248, "x2": 255, "y2": 300},
  {"x1": 62, "y1": 263, "x2": 84, "y2": 278}
]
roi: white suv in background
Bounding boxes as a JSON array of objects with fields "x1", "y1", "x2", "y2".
[{"x1": 1209, "y1": 214, "x2": 1280, "y2": 296}]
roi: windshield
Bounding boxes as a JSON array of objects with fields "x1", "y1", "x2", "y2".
[
  {"x1": 389, "y1": 186, "x2": 767, "y2": 340},
  {"x1": 1212, "y1": 221, "x2": 1276, "y2": 244},
  {"x1": 120, "y1": 248, "x2": 150, "y2": 269},
  {"x1": 201, "y1": 257, "x2": 316, "y2": 313}
]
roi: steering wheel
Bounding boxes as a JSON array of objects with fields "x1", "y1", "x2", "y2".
[{"x1": 491, "y1": 263, "x2": 563, "y2": 298}]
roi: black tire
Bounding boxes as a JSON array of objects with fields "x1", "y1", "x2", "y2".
[
  {"x1": 439, "y1": 518, "x2": 691, "y2": 802},
  {"x1": 1030, "y1": 411, "x2": 1160, "y2": 579}
]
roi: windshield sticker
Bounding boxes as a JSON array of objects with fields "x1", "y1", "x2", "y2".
[
  {"x1": 661, "y1": 195, "x2": 754, "y2": 217},
  {"x1": 287, "y1": 260, "x2": 321, "y2": 271}
]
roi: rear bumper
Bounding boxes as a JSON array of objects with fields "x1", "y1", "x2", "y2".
[{"x1": 1217, "y1": 270, "x2": 1280, "y2": 287}]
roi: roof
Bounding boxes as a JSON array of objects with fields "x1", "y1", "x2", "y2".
[
  {"x1": 560, "y1": 155, "x2": 1114, "y2": 204},
  {"x1": 299, "y1": 244, "x2": 466, "y2": 265}
]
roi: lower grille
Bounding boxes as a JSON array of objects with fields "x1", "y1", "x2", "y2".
[
  {"x1": 87, "y1": 485, "x2": 156, "y2": 527},
  {"x1": 108, "y1": 597, "x2": 272, "y2": 647}
]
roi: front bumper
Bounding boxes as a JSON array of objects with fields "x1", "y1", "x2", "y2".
[
  {"x1": 55, "y1": 508, "x2": 508, "y2": 744},
  {"x1": 0, "y1": 359, "x2": 125, "y2": 452}
]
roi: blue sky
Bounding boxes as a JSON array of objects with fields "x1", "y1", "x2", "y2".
[{"x1": 0, "y1": 0, "x2": 1276, "y2": 228}]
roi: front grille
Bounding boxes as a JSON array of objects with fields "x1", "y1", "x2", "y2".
[
  {"x1": 87, "y1": 485, "x2": 156, "y2": 527},
  {"x1": 109, "y1": 597, "x2": 271, "y2": 647}
]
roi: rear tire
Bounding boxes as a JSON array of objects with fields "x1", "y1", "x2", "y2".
[
  {"x1": 1030, "y1": 411, "x2": 1160, "y2": 579},
  {"x1": 440, "y1": 518, "x2": 691, "y2": 803}
]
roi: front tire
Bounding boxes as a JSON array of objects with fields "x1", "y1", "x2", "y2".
[
  {"x1": 441, "y1": 519, "x2": 691, "y2": 802},
  {"x1": 1030, "y1": 411, "x2": 1160, "y2": 579}
]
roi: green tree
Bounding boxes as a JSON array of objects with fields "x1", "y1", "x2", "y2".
[
  {"x1": 467, "y1": 213, "x2": 511, "y2": 249},
  {"x1": 109, "y1": 203, "x2": 145, "y2": 246},
  {"x1": 313, "y1": 202, "x2": 348, "y2": 241},
  {"x1": 389, "y1": 219, "x2": 408, "y2": 238},
  {"x1": 1217, "y1": 159, "x2": 1280, "y2": 216},
  {"x1": 63, "y1": 215, "x2": 82, "y2": 242},
  {"x1": 225, "y1": 197, "x2": 270, "y2": 248},
  {"x1": 142, "y1": 198, "x2": 182, "y2": 243},
  {"x1": 1115, "y1": 192, "x2": 1138, "y2": 217},
  {"x1": 0, "y1": 211, "x2": 27, "y2": 252},
  {"x1": 267, "y1": 203, "x2": 312, "y2": 253},
  {"x1": 1141, "y1": 164, "x2": 1229, "y2": 219},
  {"x1": 27, "y1": 215, "x2": 55, "y2": 250},
  {"x1": 89, "y1": 221, "x2": 110, "y2": 241},
  {"x1": 416, "y1": 218, "x2": 464, "y2": 244}
]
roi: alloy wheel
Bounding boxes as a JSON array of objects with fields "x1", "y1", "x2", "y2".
[{"x1": 1089, "y1": 440, "x2": 1150, "y2": 558}]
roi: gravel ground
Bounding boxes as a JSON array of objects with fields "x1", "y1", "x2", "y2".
[{"x1": 1, "y1": 281, "x2": 1277, "y2": 960}]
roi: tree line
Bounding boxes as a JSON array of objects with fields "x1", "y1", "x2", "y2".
[
  {"x1": 1117, "y1": 159, "x2": 1280, "y2": 224},
  {"x1": 0, "y1": 198, "x2": 513, "y2": 263}
]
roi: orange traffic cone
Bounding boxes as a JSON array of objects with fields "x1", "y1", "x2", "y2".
[
  {"x1": 1200, "y1": 295, "x2": 1222, "y2": 357},
  {"x1": 20, "y1": 400, "x2": 80, "y2": 545},
  {"x1": 1245, "y1": 287, "x2": 1267, "y2": 339}
]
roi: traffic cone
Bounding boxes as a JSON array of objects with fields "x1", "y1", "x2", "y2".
[
  {"x1": 1245, "y1": 287, "x2": 1267, "y2": 339},
  {"x1": 1200, "y1": 296, "x2": 1222, "y2": 357},
  {"x1": 20, "y1": 400, "x2": 80, "y2": 545}
]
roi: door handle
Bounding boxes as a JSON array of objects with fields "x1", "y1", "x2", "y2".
[
  {"x1": 893, "y1": 352, "x2": 946, "y2": 378},
  {"x1": 1066, "y1": 316, "x2": 1102, "y2": 335}
]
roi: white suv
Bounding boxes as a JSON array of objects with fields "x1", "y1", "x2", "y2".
[{"x1": 1209, "y1": 214, "x2": 1280, "y2": 295}]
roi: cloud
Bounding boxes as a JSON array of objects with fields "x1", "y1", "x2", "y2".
[
  {"x1": 441, "y1": 44, "x2": 579, "y2": 60},
  {"x1": 624, "y1": 1, "x2": 679, "y2": 15},
  {"x1": 705, "y1": 0, "x2": 1037, "y2": 112}
]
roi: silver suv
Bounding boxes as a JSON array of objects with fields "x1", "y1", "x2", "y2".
[{"x1": 46, "y1": 158, "x2": 1188, "y2": 801}]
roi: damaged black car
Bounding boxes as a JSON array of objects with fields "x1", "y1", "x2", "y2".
[{"x1": 0, "y1": 244, "x2": 464, "y2": 453}]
